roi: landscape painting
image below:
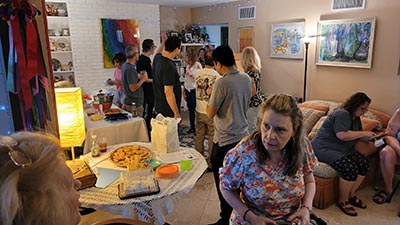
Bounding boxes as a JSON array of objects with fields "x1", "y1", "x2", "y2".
[{"x1": 316, "y1": 17, "x2": 375, "y2": 68}]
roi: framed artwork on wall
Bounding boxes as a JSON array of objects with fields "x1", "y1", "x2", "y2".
[
  {"x1": 238, "y1": 27, "x2": 254, "y2": 53},
  {"x1": 332, "y1": 0, "x2": 366, "y2": 11},
  {"x1": 270, "y1": 21, "x2": 305, "y2": 59},
  {"x1": 316, "y1": 17, "x2": 375, "y2": 68},
  {"x1": 101, "y1": 18, "x2": 140, "y2": 68}
]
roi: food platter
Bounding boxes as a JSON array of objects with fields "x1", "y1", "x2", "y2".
[{"x1": 110, "y1": 145, "x2": 152, "y2": 169}]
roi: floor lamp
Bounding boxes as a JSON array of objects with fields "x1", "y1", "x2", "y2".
[
  {"x1": 55, "y1": 87, "x2": 86, "y2": 160},
  {"x1": 302, "y1": 36, "x2": 311, "y2": 102}
]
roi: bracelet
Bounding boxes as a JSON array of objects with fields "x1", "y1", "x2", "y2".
[
  {"x1": 243, "y1": 208, "x2": 251, "y2": 221},
  {"x1": 301, "y1": 204, "x2": 312, "y2": 213}
]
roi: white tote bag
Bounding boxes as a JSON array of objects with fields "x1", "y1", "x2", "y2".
[{"x1": 151, "y1": 114, "x2": 180, "y2": 154}]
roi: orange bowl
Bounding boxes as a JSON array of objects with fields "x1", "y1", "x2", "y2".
[
  {"x1": 156, "y1": 164, "x2": 179, "y2": 179},
  {"x1": 93, "y1": 103, "x2": 112, "y2": 110}
]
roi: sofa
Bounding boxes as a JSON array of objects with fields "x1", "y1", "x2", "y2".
[{"x1": 298, "y1": 100, "x2": 392, "y2": 209}]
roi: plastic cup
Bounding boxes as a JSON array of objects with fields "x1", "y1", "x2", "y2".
[
  {"x1": 180, "y1": 160, "x2": 192, "y2": 171},
  {"x1": 98, "y1": 137, "x2": 107, "y2": 153}
]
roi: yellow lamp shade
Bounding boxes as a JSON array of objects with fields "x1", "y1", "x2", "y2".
[{"x1": 55, "y1": 87, "x2": 86, "y2": 148}]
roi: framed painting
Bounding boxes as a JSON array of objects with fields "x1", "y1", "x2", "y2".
[
  {"x1": 316, "y1": 17, "x2": 375, "y2": 68},
  {"x1": 332, "y1": 0, "x2": 366, "y2": 11},
  {"x1": 270, "y1": 21, "x2": 304, "y2": 59},
  {"x1": 101, "y1": 18, "x2": 140, "y2": 68},
  {"x1": 238, "y1": 27, "x2": 254, "y2": 52}
]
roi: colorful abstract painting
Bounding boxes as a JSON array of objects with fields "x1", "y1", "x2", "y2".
[
  {"x1": 270, "y1": 21, "x2": 304, "y2": 59},
  {"x1": 316, "y1": 17, "x2": 375, "y2": 68},
  {"x1": 238, "y1": 27, "x2": 254, "y2": 53},
  {"x1": 101, "y1": 19, "x2": 140, "y2": 68}
]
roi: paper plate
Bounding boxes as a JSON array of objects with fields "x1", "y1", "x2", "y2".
[{"x1": 155, "y1": 164, "x2": 179, "y2": 179}]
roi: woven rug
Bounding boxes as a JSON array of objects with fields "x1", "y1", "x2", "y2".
[{"x1": 178, "y1": 124, "x2": 195, "y2": 148}]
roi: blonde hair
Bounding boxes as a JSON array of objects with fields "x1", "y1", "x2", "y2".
[
  {"x1": 0, "y1": 132, "x2": 77, "y2": 225},
  {"x1": 240, "y1": 46, "x2": 261, "y2": 73},
  {"x1": 185, "y1": 48, "x2": 198, "y2": 67}
]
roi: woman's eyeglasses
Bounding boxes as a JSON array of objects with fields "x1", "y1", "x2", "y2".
[{"x1": 0, "y1": 136, "x2": 32, "y2": 168}]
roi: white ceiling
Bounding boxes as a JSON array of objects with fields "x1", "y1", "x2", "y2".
[{"x1": 129, "y1": 0, "x2": 238, "y2": 8}]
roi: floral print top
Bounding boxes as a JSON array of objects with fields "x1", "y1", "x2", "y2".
[
  {"x1": 246, "y1": 70, "x2": 265, "y2": 108},
  {"x1": 220, "y1": 139, "x2": 318, "y2": 224}
]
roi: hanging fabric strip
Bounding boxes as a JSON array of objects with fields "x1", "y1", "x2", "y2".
[
  {"x1": 0, "y1": 34, "x2": 15, "y2": 135},
  {"x1": 6, "y1": 21, "x2": 15, "y2": 93}
]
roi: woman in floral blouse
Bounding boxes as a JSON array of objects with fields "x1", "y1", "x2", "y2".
[
  {"x1": 241, "y1": 47, "x2": 265, "y2": 134},
  {"x1": 220, "y1": 94, "x2": 317, "y2": 225}
]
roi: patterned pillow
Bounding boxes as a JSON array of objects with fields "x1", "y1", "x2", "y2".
[
  {"x1": 298, "y1": 103, "x2": 329, "y2": 115},
  {"x1": 308, "y1": 116, "x2": 327, "y2": 140},
  {"x1": 360, "y1": 117, "x2": 380, "y2": 131},
  {"x1": 362, "y1": 111, "x2": 383, "y2": 131},
  {"x1": 302, "y1": 100, "x2": 341, "y2": 115},
  {"x1": 300, "y1": 107, "x2": 326, "y2": 135}
]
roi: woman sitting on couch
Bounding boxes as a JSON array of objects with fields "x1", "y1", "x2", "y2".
[{"x1": 311, "y1": 92, "x2": 376, "y2": 216}]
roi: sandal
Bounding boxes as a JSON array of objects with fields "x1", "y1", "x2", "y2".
[
  {"x1": 349, "y1": 196, "x2": 367, "y2": 209},
  {"x1": 373, "y1": 190, "x2": 390, "y2": 205},
  {"x1": 337, "y1": 201, "x2": 358, "y2": 216}
]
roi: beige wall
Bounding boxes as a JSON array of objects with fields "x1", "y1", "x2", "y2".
[
  {"x1": 160, "y1": 7, "x2": 192, "y2": 32},
  {"x1": 189, "y1": 0, "x2": 400, "y2": 114}
]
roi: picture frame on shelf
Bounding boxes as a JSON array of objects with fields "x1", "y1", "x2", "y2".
[
  {"x1": 270, "y1": 21, "x2": 305, "y2": 59},
  {"x1": 238, "y1": 27, "x2": 254, "y2": 53},
  {"x1": 332, "y1": 0, "x2": 366, "y2": 11},
  {"x1": 316, "y1": 17, "x2": 375, "y2": 68}
]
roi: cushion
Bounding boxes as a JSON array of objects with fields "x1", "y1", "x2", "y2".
[
  {"x1": 302, "y1": 100, "x2": 341, "y2": 114},
  {"x1": 313, "y1": 162, "x2": 337, "y2": 178},
  {"x1": 298, "y1": 103, "x2": 329, "y2": 115},
  {"x1": 368, "y1": 109, "x2": 391, "y2": 128},
  {"x1": 362, "y1": 111, "x2": 384, "y2": 131},
  {"x1": 308, "y1": 116, "x2": 327, "y2": 140},
  {"x1": 300, "y1": 107, "x2": 326, "y2": 135},
  {"x1": 360, "y1": 117, "x2": 380, "y2": 131}
]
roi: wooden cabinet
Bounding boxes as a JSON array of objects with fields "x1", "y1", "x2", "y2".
[{"x1": 45, "y1": 1, "x2": 75, "y2": 87}]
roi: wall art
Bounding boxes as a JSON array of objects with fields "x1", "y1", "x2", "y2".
[{"x1": 270, "y1": 21, "x2": 304, "y2": 59}]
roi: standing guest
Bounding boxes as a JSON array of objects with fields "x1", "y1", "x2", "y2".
[
  {"x1": 198, "y1": 47, "x2": 206, "y2": 68},
  {"x1": 241, "y1": 46, "x2": 266, "y2": 134},
  {"x1": 194, "y1": 50, "x2": 221, "y2": 168},
  {"x1": 373, "y1": 108, "x2": 400, "y2": 206},
  {"x1": 184, "y1": 48, "x2": 202, "y2": 133},
  {"x1": 136, "y1": 39, "x2": 158, "y2": 133},
  {"x1": 153, "y1": 34, "x2": 182, "y2": 119},
  {"x1": 207, "y1": 45, "x2": 252, "y2": 225},
  {"x1": 220, "y1": 94, "x2": 317, "y2": 225},
  {"x1": 0, "y1": 132, "x2": 81, "y2": 225},
  {"x1": 107, "y1": 52, "x2": 126, "y2": 108},
  {"x1": 122, "y1": 45, "x2": 148, "y2": 117},
  {"x1": 311, "y1": 92, "x2": 376, "y2": 216}
]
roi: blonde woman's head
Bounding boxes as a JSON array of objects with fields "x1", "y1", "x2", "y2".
[{"x1": 241, "y1": 46, "x2": 261, "y2": 73}]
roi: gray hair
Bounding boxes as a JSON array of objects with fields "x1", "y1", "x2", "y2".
[{"x1": 125, "y1": 45, "x2": 138, "y2": 58}]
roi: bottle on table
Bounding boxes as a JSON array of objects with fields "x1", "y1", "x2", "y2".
[{"x1": 91, "y1": 134, "x2": 100, "y2": 158}]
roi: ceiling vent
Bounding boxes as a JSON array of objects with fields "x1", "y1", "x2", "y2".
[{"x1": 238, "y1": 6, "x2": 256, "y2": 20}]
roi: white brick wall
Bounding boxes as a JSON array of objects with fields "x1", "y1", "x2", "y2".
[{"x1": 61, "y1": 0, "x2": 160, "y2": 94}]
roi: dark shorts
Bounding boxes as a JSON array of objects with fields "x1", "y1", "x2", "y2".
[{"x1": 330, "y1": 151, "x2": 369, "y2": 181}]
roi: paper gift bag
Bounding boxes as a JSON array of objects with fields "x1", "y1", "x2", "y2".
[{"x1": 151, "y1": 114, "x2": 181, "y2": 154}]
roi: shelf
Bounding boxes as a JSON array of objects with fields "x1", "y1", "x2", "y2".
[
  {"x1": 49, "y1": 36, "x2": 70, "y2": 39},
  {"x1": 53, "y1": 70, "x2": 74, "y2": 74},
  {"x1": 51, "y1": 51, "x2": 72, "y2": 54},
  {"x1": 47, "y1": 16, "x2": 68, "y2": 19}
]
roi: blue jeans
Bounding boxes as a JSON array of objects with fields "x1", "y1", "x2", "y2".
[{"x1": 185, "y1": 89, "x2": 196, "y2": 130}]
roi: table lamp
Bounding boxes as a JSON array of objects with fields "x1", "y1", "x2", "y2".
[{"x1": 55, "y1": 87, "x2": 86, "y2": 160}]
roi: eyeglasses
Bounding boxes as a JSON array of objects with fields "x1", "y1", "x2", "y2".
[{"x1": 0, "y1": 136, "x2": 32, "y2": 168}]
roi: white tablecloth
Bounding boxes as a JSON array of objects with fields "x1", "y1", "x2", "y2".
[
  {"x1": 79, "y1": 142, "x2": 208, "y2": 225},
  {"x1": 83, "y1": 111, "x2": 149, "y2": 154}
]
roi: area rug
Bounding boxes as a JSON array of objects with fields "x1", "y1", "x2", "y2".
[{"x1": 178, "y1": 124, "x2": 195, "y2": 148}]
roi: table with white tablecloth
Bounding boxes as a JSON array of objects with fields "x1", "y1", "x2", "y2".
[
  {"x1": 83, "y1": 111, "x2": 149, "y2": 154},
  {"x1": 79, "y1": 142, "x2": 207, "y2": 225}
]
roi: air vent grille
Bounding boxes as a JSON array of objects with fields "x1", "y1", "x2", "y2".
[{"x1": 238, "y1": 6, "x2": 256, "y2": 20}]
